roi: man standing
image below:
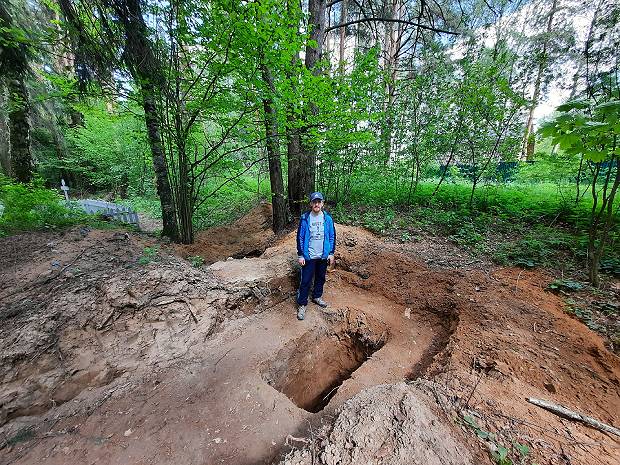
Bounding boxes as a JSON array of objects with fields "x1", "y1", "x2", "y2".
[{"x1": 296, "y1": 192, "x2": 336, "y2": 320}]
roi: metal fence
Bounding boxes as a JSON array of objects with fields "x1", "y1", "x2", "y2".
[{"x1": 77, "y1": 199, "x2": 140, "y2": 227}]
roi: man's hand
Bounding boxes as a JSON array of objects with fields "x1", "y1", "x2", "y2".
[
  {"x1": 298, "y1": 257, "x2": 305, "y2": 266},
  {"x1": 328, "y1": 255, "x2": 335, "y2": 267}
]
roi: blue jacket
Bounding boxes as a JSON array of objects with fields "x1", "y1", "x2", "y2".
[{"x1": 296, "y1": 210, "x2": 336, "y2": 260}]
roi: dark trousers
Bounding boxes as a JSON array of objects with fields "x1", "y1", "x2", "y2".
[{"x1": 297, "y1": 258, "x2": 328, "y2": 306}]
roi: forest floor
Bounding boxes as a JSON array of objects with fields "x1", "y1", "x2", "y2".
[{"x1": 1, "y1": 204, "x2": 619, "y2": 465}]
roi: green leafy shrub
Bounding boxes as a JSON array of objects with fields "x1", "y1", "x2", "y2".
[
  {"x1": 138, "y1": 246, "x2": 160, "y2": 265},
  {"x1": 450, "y1": 222, "x2": 484, "y2": 248},
  {"x1": 600, "y1": 258, "x2": 620, "y2": 277},
  {"x1": 0, "y1": 176, "x2": 88, "y2": 236},
  {"x1": 547, "y1": 279, "x2": 585, "y2": 292},
  {"x1": 188, "y1": 255, "x2": 205, "y2": 267}
]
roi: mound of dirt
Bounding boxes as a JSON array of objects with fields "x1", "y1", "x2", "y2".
[
  {"x1": 280, "y1": 382, "x2": 474, "y2": 465},
  {"x1": 175, "y1": 202, "x2": 276, "y2": 264},
  {"x1": 0, "y1": 226, "x2": 285, "y2": 432},
  {"x1": 0, "y1": 213, "x2": 619, "y2": 465}
]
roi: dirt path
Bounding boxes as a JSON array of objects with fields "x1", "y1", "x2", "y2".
[{"x1": 1, "y1": 208, "x2": 619, "y2": 465}]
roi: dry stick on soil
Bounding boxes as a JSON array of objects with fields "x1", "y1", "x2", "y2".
[
  {"x1": 465, "y1": 371, "x2": 483, "y2": 408},
  {"x1": 187, "y1": 304, "x2": 198, "y2": 324},
  {"x1": 514, "y1": 270, "x2": 524, "y2": 293},
  {"x1": 527, "y1": 398, "x2": 620, "y2": 438},
  {"x1": 285, "y1": 434, "x2": 311, "y2": 445},
  {"x1": 151, "y1": 296, "x2": 198, "y2": 323},
  {"x1": 98, "y1": 309, "x2": 116, "y2": 330},
  {"x1": 213, "y1": 348, "x2": 234, "y2": 372}
]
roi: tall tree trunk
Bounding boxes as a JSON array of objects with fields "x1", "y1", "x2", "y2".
[
  {"x1": 0, "y1": 86, "x2": 11, "y2": 176},
  {"x1": 7, "y1": 74, "x2": 32, "y2": 183},
  {"x1": 285, "y1": 0, "x2": 304, "y2": 217},
  {"x1": 286, "y1": 52, "x2": 303, "y2": 216},
  {"x1": 176, "y1": 143, "x2": 193, "y2": 244},
  {"x1": 287, "y1": 126, "x2": 303, "y2": 216},
  {"x1": 260, "y1": 61, "x2": 287, "y2": 233},
  {"x1": 338, "y1": 0, "x2": 347, "y2": 72},
  {"x1": 298, "y1": 0, "x2": 326, "y2": 200},
  {"x1": 588, "y1": 151, "x2": 620, "y2": 287},
  {"x1": 0, "y1": 2, "x2": 33, "y2": 183},
  {"x1": 521, "y1": 0, "x2": 557, "y2": 160},
  {"x1": 118, "y1": 0, "x2": 179, "y2": 242},
  {"x1": 380, "y1": 0, "x2": 403, "y2": 165},
  {"x1": 142, "y1": 84, "x2": 179, "y2": 242}
]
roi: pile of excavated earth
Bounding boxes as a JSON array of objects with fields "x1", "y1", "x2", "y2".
[{"x1": 0, "y1": 204, "x2": 618, "y2": 465}]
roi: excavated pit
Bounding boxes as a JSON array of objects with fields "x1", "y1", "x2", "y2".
[{"x1": 263, "y1": 316, "x2": 388, "y2": 413}]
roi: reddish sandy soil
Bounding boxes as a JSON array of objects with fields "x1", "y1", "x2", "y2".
[
  {"x1": 174, "y1": 203, "x2": 276, "y2": 264},
  {"x1": 0, "y1": 205, "x2": 618, "y2": 465}
]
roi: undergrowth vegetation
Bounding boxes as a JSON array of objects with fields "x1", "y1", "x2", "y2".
[
  {"x1": 3, "y1": 171, "x2": 617, "y2": 281},
  {"x1": 0, "y1": 176, "x2": 89, "y2": 236},
  {"x1": 331, "y1": 179, "x2": 620, "y2": 279}
]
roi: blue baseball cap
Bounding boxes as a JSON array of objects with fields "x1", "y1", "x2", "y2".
[{"x1": 309, "y1": 192, "x2": 324, "y2": 202}]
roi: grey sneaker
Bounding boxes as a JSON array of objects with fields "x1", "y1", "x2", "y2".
[
  {"x1": 297, "y1": 305, "x2": 306, "y2": 320},
  {"x1": 312, "y1": 297, "x2": 328, "y2": 308}
]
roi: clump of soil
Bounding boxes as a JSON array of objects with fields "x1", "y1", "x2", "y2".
[
  {"x1": 280, "y1": 382, "x2": 476, "y2": 465},
  {"x1": 175, "y1": 202, "x2": 276, "y2": 264},
  {"x1": 0, "y1": 214, "x2": 619, "y2": 465},
  {"x1": 0, "y1": 226, "x2": 273, "y2": 431}
]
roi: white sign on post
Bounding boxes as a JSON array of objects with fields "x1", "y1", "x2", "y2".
[{"x1": 60, "y1": 179, "x2": 70, "y2": 201}]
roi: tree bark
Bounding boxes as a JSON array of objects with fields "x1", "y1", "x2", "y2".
[
  {"x1": 338, "y1": 0, "x2": 347, "y2": 71},
  {"x1": 521, "y1": 0, "x2": 557, "y2": 160},
  {"x1": 260, "y1": 62, "x2": 287, "y2": 233},
  {"x1": 297, "y1": 0, "x2": 327, "y2": 203},
  {"x1": 287, "y1": 127, "x2": 303, "y2": 216},
  {"x1": 7, "y1": 74, "x2": 32, "y2": 183},
  {"x1": 588, "y1": 152, "x2": 620, "y2": 287},
  {"x1": 140, "y1": 86, "x2": 179, "y2": 242},
  {"x1": 0, "y1": 2, "x2": 33, "y2": 183},
  {"x1": 0, "y1": 86, "x2": 12, "y2": 176},
  {"x1": 117, "y1": 0, "x2": 179, "y2": 242},
  {"x1": 176, "y1": 143, "x2": 193, "y2": 244},
  {"x1": 380, "y1": 0, "x2": 403, "y2": 165},
  {"x1": 285, "y1": 0, "x2": 304, "y2": 217}
]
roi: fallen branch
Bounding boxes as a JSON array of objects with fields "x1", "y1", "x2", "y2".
[
  {"x1": 187, "y1": 304, "x2": 198, "y2": 324},
  {"x1": 527, "y1": 397, "x2": 620, "y2": 437},
  {"x1": 514, "y1": 270, "x2": 523, "y2": 293},
  {"x1": 285, "y1": 434, "x2": 311, "y2": 445},
  {"x1": 152, "y1": 296, "x2": 198, "y2": 323},
  {"x1": 213, "y1": 348, "x2": 234, "y2": 372},
  {"x1": 98, "y1": 309, "x2": 115, "y2": 330}
]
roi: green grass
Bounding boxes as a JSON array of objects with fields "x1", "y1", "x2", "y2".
[
  {"x1": 3, "y1": 169, "x2": 617, "y2": 282},
  {"x1": 0, "y1": 176, "x2": 95, "y2": 237},
  {"x1": 329, "y1": 176, "x2": 619, "y2": 278}
]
